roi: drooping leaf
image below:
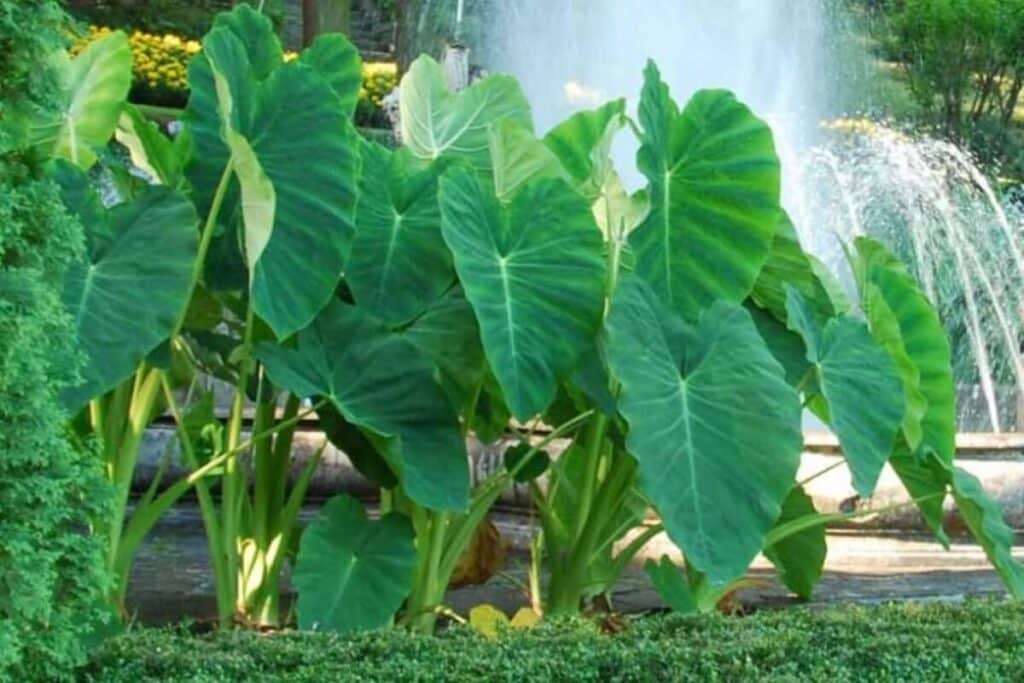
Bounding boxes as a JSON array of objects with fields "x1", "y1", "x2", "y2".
[
  {"x1": 399, "y1": 55, "x2": 533, "y2": 174},
  {"x1": 544, "y1": 99, "x2": 626, "y2": 200},
  {"x1": 293, "y1": 495, "x2": 416, "y2": 633},
  {"x1": 401, "y1": 287, "x2": 485, "y2": 412},
  {"x1": 115, "y1": 104, "x2": 185, "y2": 188},
  {"x1": 199, "y1": 26, "x2": 359, "y2": 338},
  {"x1": 763, "y1": 485, "x2": 827, "y2": 600},
  {"x1": 889, "y1": 438, "x2": 950, "y2": 545},
  {"x1": 439, "y1": 166, "x2": 606, "y2": 420},
  {"x1": 786, "y1": 288, "x2": 905, "y2": 497},
  {"x1": 299, "y1": 32, "x2": 363, "y2": 118},
  {"x1": 851, "y1": 237, "x2": 954, "y2": 540},
  {"x1": 346, "y1": 141, "x2": 454, "y2": 325},
  {"x1": 55, "y1": 162, "x2": 199, "y2": 410},
  {"x1": 606, "y1": 276, "x2": 802, "y2": 585},
  {"x1": 256, "y1": 300, "x2": 469, "y2": 511},
  {"x1": 645, "y1": 557, "x2": 697, "y2": 615},
  {"x1": 853, "y1": 237, "x2": 956, "y2": 465},
  {"x1": 951, "y1": 468, "x2": 1024, "y2": 598},
  {"x1": 35, "y1": 31, "x2": 132, "y2": 169},
  {"x1": 631, "y1": 62, "x2": 780, "y2": 321},
  {"x1": 751, "y1": 211, "x2": 834, "y2": 322}
]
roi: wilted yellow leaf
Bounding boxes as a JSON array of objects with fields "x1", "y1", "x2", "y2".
[
  {"x1": 468, "y1": 604, "x2": 509, "y2": 640},
  {"x1": 510, "y1": 607, "x2": 541, "y2": 629}
]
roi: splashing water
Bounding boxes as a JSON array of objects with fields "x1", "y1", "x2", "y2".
[
  {"x1": 472, "y1": 0, "x2": 1024, "y2": 431},
  {"x1": 797, "y1": 125, "x2": 1024, "y2": 431}
]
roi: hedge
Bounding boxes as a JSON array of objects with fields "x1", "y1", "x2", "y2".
[
  {"x1": 84, "y1": 600, "x2": 1024, "y2": 681},
  {"x1": 0, "y1": 1, "x2": 111, "y2": 681}
]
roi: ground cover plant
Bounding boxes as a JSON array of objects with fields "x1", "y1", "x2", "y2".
[
  {"x1": 82, "y1": 600, "x2": 1024, "y2": 681},
  {"x1": 39, "y1": 0, "x2": 1024, "y2": 647}
]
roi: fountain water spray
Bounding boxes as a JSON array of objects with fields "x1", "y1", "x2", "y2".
[{"x1": 478, "y1": 0, "x2": 1024, "y2": 431}]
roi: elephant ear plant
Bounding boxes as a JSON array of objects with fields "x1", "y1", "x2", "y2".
[{"x1": 288, "y1": 55, "x2": 1024, "y2": 631}]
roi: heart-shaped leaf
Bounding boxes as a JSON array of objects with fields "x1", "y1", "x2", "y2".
[
  {"x1": 606, "y1": 276, "x2": 802, "y2": 586},
  {"x1": 439, "y1": 166, "x2": 606, "y2": 420},
  {"x1": 763, "y1": 485, "x2": 826, "y2": 600},
  {"x1": 188, "y1": 9, "x2": 359, "y2": 338},
  {"x1": 488, "y1": 120, "x2": 568, "y2": 202},
  {"x1": 399, "y1": 55, "x2": 532, "y2": 174},
  {"x1": 786, "y1": 288, "x2": 905, "y2": 497},
  {"x1": 293, "y1": 495, "x2": 416, "y2": 633},
  {"x1": 256, "y1": 300, "x2": 469, "y2": 511},
  {"x1": 35, "y1": 31, "x2": 132, "y2": 169},
  {"x1": 55, "y1": 162, "x2": 198, "y2": 410},
  {"x1": 631, "y1": 62, "x2": 780, "y2": 321},
  {"x1": 346, "y1": 140, "x2": 455, "y2": 325}
]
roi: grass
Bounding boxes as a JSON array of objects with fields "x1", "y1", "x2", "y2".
[{"x1": 82, "y1": 599, "x2": 1024, "y2": 682}]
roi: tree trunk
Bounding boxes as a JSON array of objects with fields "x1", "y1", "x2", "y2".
[{"x1": 302, "y1": 0, "x2": 318, "y2": 46}]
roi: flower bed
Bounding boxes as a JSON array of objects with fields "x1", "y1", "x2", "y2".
[{"x1": 71, "y1": 25, "x2": 397, "y2": 124}]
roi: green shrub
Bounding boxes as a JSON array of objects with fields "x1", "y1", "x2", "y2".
[
  {"x1": 0, "y1": 1, "x2": 111, "y2": 680},
  {"x1": 83, "y1": 600, "x2": 1024, "y2": 681}
]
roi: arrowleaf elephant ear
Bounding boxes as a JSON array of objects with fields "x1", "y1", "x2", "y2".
[
  {"x1": 606, "y1": 275, "x2": 802, "y2": 586},
  {"x1": 193, "y1": 22, "x2": 360, "y2": 339},
  {"x1": 631, "y1": 61, "x2": 781, "y2": 321}
]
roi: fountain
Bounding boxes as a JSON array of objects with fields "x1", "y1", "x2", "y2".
[{"x1": 464, "y1": 0, "x2": 1024, "y2": 433}]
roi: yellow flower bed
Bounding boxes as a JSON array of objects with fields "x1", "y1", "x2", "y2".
[{"x1": 72, "y1": 25, "x2": 397, "y2": 116}]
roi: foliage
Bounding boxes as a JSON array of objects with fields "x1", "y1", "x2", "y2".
[
  {"x1": 66, "y1": 0, "x2": 283, "y2": 42},
  {"x1": 861, "y1": 0, "x2": 1024, "y2": 178},
  {"x1": 49, "y1": 1, "x2": 1024, "y2": 642},
  {"x1": 71, "y1": 25, "x2": 398, "y2": 119},
  {"x1": 83, "y1": 601, "x2": 1024, "y2": 681},
  {"x1": 0, "y1": 1, "x2": 110, "y2": 680}
]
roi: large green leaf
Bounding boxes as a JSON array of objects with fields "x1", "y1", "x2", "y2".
[
  {"x1": 188, "y1": 6, "x2": 360, "y2": 337},
  {"x1": 346, "y1": 141, "x2": 454, "y2": 325},
  {"x1": 631, "y1": 62, "x2": 780, "y2": 321},
  {"x1": 543, "y1": 99, "x2": 626, "y2": 200},
  {"x1": 299, "y1": 33, "x2": 363, "y2": 118},
  {"x1": 293, "y1": 495, "x2": 416, "y2": 633},
  {"x1": 751, "y1": 212, "x2": 834, "y2": 322},
  {"x1": 951, "y1": 468, "x2": 1024, "y2": 598},
  {"x1": 439, "y1": 166, "x2": 606, "y2": 420},
  {"x1": 35, "y1": 31, "x2": 132, "y2": 169},
  {"x1": 399, "y1": 55, "x2": 533, "y2": 174},
  {"x1": 763, "y1": 486, "x2": 827, "y2": 600},
  {"x1": 55, "y1": 163, "x2": 199, "y2": 409},
  {"x1": 606, "y1": 276, "x2": 802, "y2": 585},
  {"x1": 786, "y1": 289, "x2": 905, "y2": 497},
  {"x1": 256, "y1": 300, "x2": 469, "y2": 511}
]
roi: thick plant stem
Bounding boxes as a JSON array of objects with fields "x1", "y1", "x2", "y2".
[{"x1": 408, "y1": 510, "x2": 449, "y2": 634}]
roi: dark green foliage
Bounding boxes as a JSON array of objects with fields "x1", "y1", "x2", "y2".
[
  {"x1": 66, "y1": 1, "x2": 285, "y2": 40},
  {"x1": 85, "y1": 600, "x2": 1024, "y2": 681},
  {"x1": 0, "y1": 1, "x2": 111, "y2": 680}
]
